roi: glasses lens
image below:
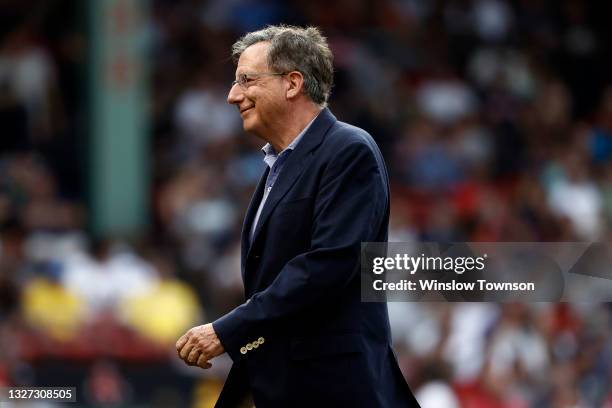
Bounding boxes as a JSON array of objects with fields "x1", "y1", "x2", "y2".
[{"x1": 241, "y1": 74, "x2": 251, "y2": 87}]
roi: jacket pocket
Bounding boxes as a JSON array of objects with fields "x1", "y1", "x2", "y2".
[{"x1": 290, "y1": 333, "x2": 363, "y2": 361}]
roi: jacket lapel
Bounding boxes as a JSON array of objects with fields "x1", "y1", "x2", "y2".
[
  {"x1": 240, "y1": 167, "x2": 269, "y2": 272},
  {"x1": 247, "y1": 109, "x2": 336, "y2": 258}
]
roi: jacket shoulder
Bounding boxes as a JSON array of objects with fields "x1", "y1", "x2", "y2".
[{"x1": 322, "y1": 120, "x2": 380, "y2": 154}]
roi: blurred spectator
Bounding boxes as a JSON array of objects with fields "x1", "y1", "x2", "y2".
[
  {"x1": 61, "y1": 240, "x2": 158, "y2": 315},
  {"x1": 174, "y1": 73, "x2": 241, "y2": 153},
  {"x1": 21, "y1": 262, "x2": 86, "y2": 341},
  {"x1": 118, "y1": 250, "x2": 202, "y2": 345},
  {"x1": 546, "y1": 150, "x2": 604, "y2": 240},
  {"x1": 0, "y1": 23, "x2": 60, "y2": 144}
]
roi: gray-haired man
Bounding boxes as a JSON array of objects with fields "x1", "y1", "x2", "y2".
[{"x1": 176, "y1": 25, "x2": 419, "y2": 407}]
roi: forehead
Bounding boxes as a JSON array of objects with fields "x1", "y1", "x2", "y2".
[{"x1": 236, "y1": 42, "x2": 270, "y2": 73}]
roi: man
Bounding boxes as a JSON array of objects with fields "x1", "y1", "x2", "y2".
[{"x1": 176, "y1": 25, "x2": 419, "y2": 407}]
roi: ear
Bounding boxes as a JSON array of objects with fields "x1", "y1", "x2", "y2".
[{"x1": 285, "y1": 71, "x2": 304, "y2": 99}]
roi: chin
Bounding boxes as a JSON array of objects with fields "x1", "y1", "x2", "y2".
[
  {"x1": 242, "y1": 123, "x2": 265, "y2": 140},
  {"x1": 242, "y1": 122, "x2": 254, "y2": 133},
  {"x1": 241, "y1": 117, "x2": 258, "y2": 134}
]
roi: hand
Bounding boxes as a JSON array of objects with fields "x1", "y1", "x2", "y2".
[{"x1": 176, "y1": 323, "x2": 225, "y2": 369}]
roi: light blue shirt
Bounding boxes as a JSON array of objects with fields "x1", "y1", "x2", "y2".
[{"x1": 249, "y1": 114, "x2": 319, "y2": 243}]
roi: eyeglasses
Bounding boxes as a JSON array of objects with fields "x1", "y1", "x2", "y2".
[{"x1": 231, "y1": 72, "x2": 287, "y2": 89}]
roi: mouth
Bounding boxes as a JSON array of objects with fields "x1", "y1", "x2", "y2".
[{"x1": 240, "y1": 106, "x2": 254, "y2": 115}]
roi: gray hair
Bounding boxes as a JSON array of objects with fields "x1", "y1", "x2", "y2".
[{"x1": 232, "y1": 25, "x2": 334, "y2": 107}]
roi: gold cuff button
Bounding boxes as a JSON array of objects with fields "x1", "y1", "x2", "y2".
[
  {"x1": 258, "y1": 337, "x2": 265, "y2": 345},
  {"x1": 240, "y1": 347, "x2": 247, "y2": 355},
  {"x1": 246, "y1": 343, "x2": 253, "y2": 350},
  {"x1": 252, "y1": 341, "x2": 259, "y2": 349}
]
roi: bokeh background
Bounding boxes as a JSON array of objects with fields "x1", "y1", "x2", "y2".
[{"x1": 1, "y1": 0, "x2": 612, "y2": 407}]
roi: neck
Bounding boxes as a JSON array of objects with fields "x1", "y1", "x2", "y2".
[{"x1": 269, "y1": 103, "x2": 322, "y2": 152}]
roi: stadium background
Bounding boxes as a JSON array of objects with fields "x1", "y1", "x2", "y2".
[{"x1": 1, "y1": 0, "x2": 611, "y2": 406}]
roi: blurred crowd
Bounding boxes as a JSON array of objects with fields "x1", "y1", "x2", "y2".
[{"x1": 1, "y1": 0, "x2": 611, "y2": 406}]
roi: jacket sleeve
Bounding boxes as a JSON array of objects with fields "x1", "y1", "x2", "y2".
[{"x1": 213, "y1": 139, "x2": 388, "y2": 361}]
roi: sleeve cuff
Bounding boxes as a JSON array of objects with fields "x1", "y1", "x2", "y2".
[{"x1": 213, "y1": 308, "x2": 249, "y2": 362}]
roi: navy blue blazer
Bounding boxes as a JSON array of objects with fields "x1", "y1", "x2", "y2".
[{"x1": 213, "y1": 109, "x2": 419, "y2": 407}]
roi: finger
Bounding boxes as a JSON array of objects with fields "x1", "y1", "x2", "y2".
[
  {"x1": 176, "y1": 333, "x2": 189, "y2": 351},
  {"x1": 187, "y1": 348, "x2": 200, "y2": 364},
  {"x1": 179, "y1": 342, "x2": 194, "y2": 360},
  {"x1": 197, "y1": 355, "x2": 212, "y2": 369}
]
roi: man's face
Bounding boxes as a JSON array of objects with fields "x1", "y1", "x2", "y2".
[{"x1": 227, "y1": 42, "x2": 287, "y2": 139}]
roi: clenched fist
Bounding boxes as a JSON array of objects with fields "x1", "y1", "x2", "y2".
[{"x1": 176, "y1": 323, "x2": 224, "y2": 369}]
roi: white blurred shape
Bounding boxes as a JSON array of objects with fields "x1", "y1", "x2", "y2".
[
  {"x1": 548, "y1": 179, "x2": 603, "y2": 239},
  {"x1": 416, "y1": 380, "x2": 460, "y2": 408},
  {"x1": 416, "y1": 80, "x2": 477, "y2": 125},
  {"x1": 473, "y1": 0, "x2": 514, "y2": 42}
]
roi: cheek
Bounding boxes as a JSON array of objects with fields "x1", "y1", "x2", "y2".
[
  {"x1": 244, "y1": 89, "x2": 258, "y2": 102},
  {"x1": 252, "y1": 98, "x2": 270, "y2": 117}
]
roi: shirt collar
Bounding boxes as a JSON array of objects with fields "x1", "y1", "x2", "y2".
[{"x1": 261, "y1": 112, "x2": 321, "y2": 157}]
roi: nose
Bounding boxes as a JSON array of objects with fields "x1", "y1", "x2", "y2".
[{"x1": 227, "y1": 83, "x2": 243, "y2": 105}]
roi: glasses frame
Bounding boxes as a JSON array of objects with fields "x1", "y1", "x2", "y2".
[{"x1": 231, "y1": 72, "x2": 287, "y2": 89}]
